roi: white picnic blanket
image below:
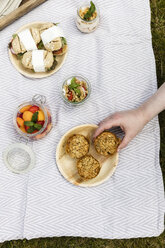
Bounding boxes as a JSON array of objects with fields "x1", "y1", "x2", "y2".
[{"x1": 0, "y1": 0, "x2": 164, "y2": 242}]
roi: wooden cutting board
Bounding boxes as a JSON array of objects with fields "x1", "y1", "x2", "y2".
[{"x1": 0, "y1": 0, "x2": 47, "y2": 31}]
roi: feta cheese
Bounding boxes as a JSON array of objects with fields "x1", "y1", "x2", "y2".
[
  {"x1": 18, "y1": 29, "x2": 37, "y2": 51},
  {"x1": 41, "y1": 26, "x2": 64, "y2": 46},
  {"x1": 32, "y1": 50, "x2": 45, "y2": 72}
]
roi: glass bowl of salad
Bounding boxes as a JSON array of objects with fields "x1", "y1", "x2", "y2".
[{"x1": 62, "y1": 75, "x2": 91, "y2": 105}]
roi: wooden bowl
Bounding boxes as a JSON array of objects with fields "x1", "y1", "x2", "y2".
[
  {"x1": 8, "y1": 22, "x2": 68, "y2": 79},
  {"x1": 56, "y1": 124, "x2": 119, "y2": 187}
]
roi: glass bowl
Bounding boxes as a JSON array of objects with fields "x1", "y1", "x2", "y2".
[
  {"x1": 76, "y1": 1, "x2": 100, "y2": 33},
  {"x1": 13, "y1": 95, "x2": 52, "y2": 140},
  {"x1": 62, "y1": 75, "x2": 91, "y2": 106}
]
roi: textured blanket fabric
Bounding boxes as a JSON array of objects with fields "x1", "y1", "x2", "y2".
[{"x1": 0, "y1": 0, "x2": 164, "y2": 242}]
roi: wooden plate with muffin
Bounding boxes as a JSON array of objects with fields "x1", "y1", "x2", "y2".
[
  {"x1": 8, "y1": 22, "x2": 68, "y2": 79},
  {"x1": 56, "y1": 124, "x2": 120, "y2": 187}
]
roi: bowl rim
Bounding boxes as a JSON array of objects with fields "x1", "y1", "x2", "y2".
[
  {"x1": 77, "y1": 2, "x2": 100, "y2": 23},
  {"x1": 56, "y1": 124, "x2": 119, "y2": 187}
]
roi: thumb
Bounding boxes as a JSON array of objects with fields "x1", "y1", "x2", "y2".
[
  {"x1": 118, "y1": 134, "x2": 132, "y2": 151},
  {"x1": 93, "y1": 118, "x2": 119, "y2": 139}
]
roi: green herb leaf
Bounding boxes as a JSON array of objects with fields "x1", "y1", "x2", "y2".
[
  {"x1": 37, "y1": 40, "x2": 45, "y2": 49},
  {"x1": 47, "y1": 57, "x2": 57, "y2": 71},
  {"x1": 24, "y1": 121, "x2": 34, "y2": 127},
  {"x1": 34, "y1": 123, "x2": 42, "y2": 130},
  {"x1": 70, "y1": 77, "x2": 76, "y2": 85},
  {"x1": 53, "y1": 23, "x2": 60, "y2": 26},
  {"x1": 17, "y1": 53, "x2": 24, "y2": 59},
  {"x1": 27, "y1": 126, "x2": 36, "y2": 133},
  {"x1": 74, "y1": 88, "x2": 81, "y2": 96},
  {"x1": 8, "y1": 42, "x2": 12, "y2": 49},
  {"x1": 31, "y1": 112, "x2": 38, "y2": 122},
  {"x1": 84, "y1": 1, "x2": 96, "y2": 20},
  {"x1": 68, "y1": 77, "x2": 81, "y2": 96},
  {"x1": 12, "y1": 34, "x2": 17, "y2": 39},
  {"x1": 68, "y1": 77, "x2": 80, "y2": 90},
  {"x1": 61, "y1": 37, "x2": 67, "y2": 46}
]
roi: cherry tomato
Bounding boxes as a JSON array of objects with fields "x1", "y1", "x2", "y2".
[
  {"x1": 17, "y1": 112, "x2": 23, "y2": 118},
  {"x1": 24, "y1": 125, "x2": 30, "y2": 132},
  {"x1": 29, "y1": 105, "x2": 39, "y2": 113},
  {"x1": 37, "y1": 121, "x2": 45, "y2": 126},
  {"x1": 32, "y1": 130, "x2": 38, "y2": 134},
  {"x1": 53, "y1": 48, "x2": 63, "y2": 55},
  {"x1": 68, "y1": 91, "x2": 73, "y2": 101}
]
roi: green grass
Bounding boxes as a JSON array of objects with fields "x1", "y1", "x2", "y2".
[{"x1": 1, "y1": 0, "x2": 165, "y2": 247}]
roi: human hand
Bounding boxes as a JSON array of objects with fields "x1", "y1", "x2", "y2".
[{"x1": 93, "y1": 109, "x2": 146, "y2": 151}]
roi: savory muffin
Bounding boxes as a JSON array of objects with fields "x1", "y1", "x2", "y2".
[
  {"x1": 66, "y1": 134, "x2": 89, "y2": 159},
  {"x1": 77, "y1": 155, "x2": 100, "y2": 179},
  {"x1": 94, "y1": 132, "x2": 120, "y2": 156}
]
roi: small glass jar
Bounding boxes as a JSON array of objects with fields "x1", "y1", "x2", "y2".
[
  {"x1": 14, "y1": 95, "x2": 52, "y2": 140},
  {"x1": 76, "y1": 2, "x2": 100, "y2": 33},
  {"x1": 62, "y1": 75, "x2": 91, "y2": 106}
]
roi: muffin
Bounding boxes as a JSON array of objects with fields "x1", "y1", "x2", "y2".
[
  {"x1": 66, "y1": 134, "x2": 89, "y2": 159},
  {"x1": 94, "y1": 132, "x2": 120, "y2": 156},
  {"x1": 77, "y1": 155, "x2": 100, "y2": 179}
]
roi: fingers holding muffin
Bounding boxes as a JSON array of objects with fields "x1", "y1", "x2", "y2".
[{"x1": 94, "y1": 132, "x2": 120, "y2": 156}]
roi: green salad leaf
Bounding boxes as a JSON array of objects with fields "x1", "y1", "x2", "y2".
[
  {"x1": 31, "y1": 112, "x2": 38, "y2": 122},
  {"x1": 12, "y1": 34, "x2": 17, "y2": 39},
  {"x1": 68, "y1": 78, "x2": 81, "y2": 96},
  {"x1": 37, "y1": 40, "x2": 45, "y2": 49},
  {"x1": 74, "y1": 88, "x2": 81, "y2": 96},
  {"x1": 47, "y1": 57, "x2": 57, "y2": 71},
  {"x1": 69, "y1": 77, "x2": 79, "y2": 89},
  {"x1": 17, "y1": 53, "x2": 24, "y2": 59},
  {"x1": 84, "y1": 1, "x2": 96, "y2": 20},
  {"x1": 8, "y1": 42, "x2": 12, "y2": 49},
  {"x1": 9, "y1": 34, "x2": 17, "y2": 49},
  {"x1": 27, "y1": 126, "x2": 36, "y2": 133},
  {"x1": 61, "y1": 37, "x2": 67, "y2": 46},
  {"x1": 24, "y1": 121, "x2": 34, "y2": 127},
  {"x1": 34, "y1": 123, "x2": 42, "y2": 130},
  {"x1": 24, "y1": 113, "x2": 43, "y2": 133}
]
